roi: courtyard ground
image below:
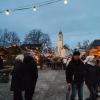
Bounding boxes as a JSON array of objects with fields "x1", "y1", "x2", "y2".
[{"x1": 0, "y1": 70, "x2": 99, "y2": 100}]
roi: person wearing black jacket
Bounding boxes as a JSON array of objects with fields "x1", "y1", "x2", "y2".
[
  {"x1": 0, "y1": 56, "x2": 3, "y2": 69},
  {"x1": 84, "y1": 56, "x2": 100, "y2": 100},
  {"x1": 66, "y1": 51, "x2": 85, "y2": 100},
  {"x1": 11, "y1": 54, "x2": 38, "y2": 100}
]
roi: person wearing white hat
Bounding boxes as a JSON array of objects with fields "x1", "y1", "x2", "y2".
[
  {"x1": 10, "y1": 54, "x2": 38, "y2": 100},
  {"x1": 85, "y1": 56, "x2": 100, "y2": 100},
  {"x1": 10, "y1": 54, "x2": 24, "y2": 100}
]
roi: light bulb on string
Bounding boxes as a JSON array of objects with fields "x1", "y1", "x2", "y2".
[
  {"x1": 64, "y1": 0, "x2": 68, "y2": 5},
  {"x1": 0, "y1": 0, "x2": 66, "y2": 15},
  {"x1": 5, "y1": 9, "x2": 10, "y2": 15},
  {"x1": 33, "y1": 6, "x2": 37, "y2": 12}
]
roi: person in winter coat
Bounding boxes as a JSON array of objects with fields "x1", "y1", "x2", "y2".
[
  {"x1": 66, "y1": 51, "x2": 85, "y2": 100},
  {"x1": 11, "y1": 54, "x2": 38, "y2": 100},
  {"x1": 11, "y1": 54, "x2": 24, "y2": 100},
  {"x1": 85, "y1": 56, "x2": 100, "y2": 100},
  {"x1": 0, "y1": 56, "x2": 3, "y2": 69},
  {"x1": 96, "y1": 58, "x2": 100, "y2": 97}
]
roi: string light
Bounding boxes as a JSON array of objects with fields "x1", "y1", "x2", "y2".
[
  {"x1": 33, "y1": 6, "x2": 37, "y2": 12},
  {"x1": 5, "y1": 9, "x2": 10, "y2": 15},
  {"x1": 0, "y1": 0, "x2": 68, "y2": 15},
  {"x1": 64, "y1": 0, "x2": 68, "y2": 5}
]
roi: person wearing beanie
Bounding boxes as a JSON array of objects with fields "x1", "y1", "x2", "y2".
[
  {"x1": 73, "y1": 51, "x2": 81, "y2": 56},
  {"x1": 66, "y1": 51, "x2": 85, "y2": 100}
]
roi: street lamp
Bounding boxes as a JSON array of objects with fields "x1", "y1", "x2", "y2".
[
  {"x1": 5, "y1": 9, "x2": 10, "y2": 15},
  {"x1": 33, "y1": 6, "x2": 37, "y2": 12}
]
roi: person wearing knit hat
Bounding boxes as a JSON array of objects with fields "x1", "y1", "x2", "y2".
[
  {"x1": 73, "y1": 51, "x2": 80, "y2": 56},
  {"x1": 72, "y1": 51, "x2": 81, "y2": 62},
  {"x1": 66, "y1": 50, "x2": 85, "y2": 100}
]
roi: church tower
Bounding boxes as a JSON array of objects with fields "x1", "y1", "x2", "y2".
[{"x1": 58, "y1": 31, "x2": 63, "y2": 56}]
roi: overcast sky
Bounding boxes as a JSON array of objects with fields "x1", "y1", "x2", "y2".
[{"x1": 0, "y1": 0, "x2": 100, "y2": 48}]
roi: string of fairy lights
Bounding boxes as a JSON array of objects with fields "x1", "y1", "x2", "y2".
[{"x1": 0, "y1": 0, "x2": 68, "y2": 16}]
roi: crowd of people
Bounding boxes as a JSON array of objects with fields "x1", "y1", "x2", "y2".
[
  {"x1": 0, "y1": 49, "x2": 100, "y2": 100},
  {"x1": 66, "y1": 51, "x2": 100, "y2": 100}
]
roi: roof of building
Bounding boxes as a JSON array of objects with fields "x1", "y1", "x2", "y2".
[{"x1": 90, "y1": 39, "x2": 100, "y2": 48}]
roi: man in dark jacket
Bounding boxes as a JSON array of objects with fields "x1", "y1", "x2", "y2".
[
  {"x1": 66, "y1": 51, "x2": 85, "y2": 100},
  {"x1": 11, "y1": 54, "x2": 38, "y2": 100},
  {"x1": 84, "y1": 56, "x2": 100, "y2": 100}
]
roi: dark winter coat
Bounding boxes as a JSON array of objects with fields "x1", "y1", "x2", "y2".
[
  {"x1": 0, "y1": 58, "x2": 3, "y2": 69},
  {"x1": 85, "y1": 63, "x2": 100, "y2": 86},
  {"x1": 11, "y1": 56, "x2": 38, "y2": 91},
  {"x1": 11, "y1": 60, "x2": 24, "y2": 91},
  {"x1": 66, "y1": 59, "x2": 85, "y2": 84},
  {"x1": 22, "y1": 55, "x2": 38, "y2": 90}
]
